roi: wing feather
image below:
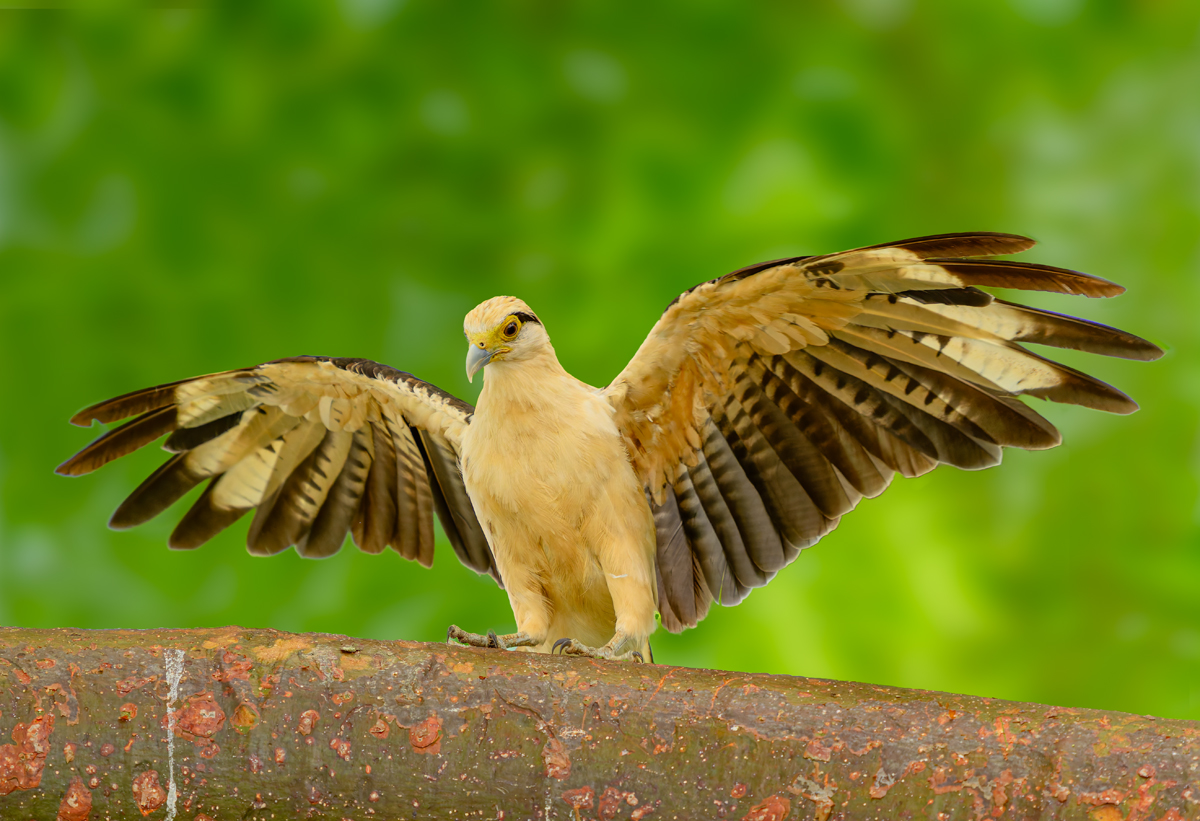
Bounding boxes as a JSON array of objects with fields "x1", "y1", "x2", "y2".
[
  {"x1": 714, "y1": 395, "x2": 828, "y2": 566},
  {"x1": 299, "y1": 430, "x2": 373, "y2": 559},
  {"x1": 209, "y1": 417, "x2": 324, "y2": 511},
  {"x1": 69, "y1": 378, "x2": 194, "y2": 426},
  {"x1": 607, "y1": 232, "x2": 1161, "y2": 631},
  {"x1": 747, "y1": 354, "x2": 891, "y2": 497},
  {"x1": 381, "y1": 411, "x2": 434, "y2": 564},
  {"x1": 246, "y1": 444, "x2": 324, "y2": 557},
  {"x1": 109, "y1": 453, "x2": 204, "y2": 530},
  {"x1": 729, "y1": 363, "x2": 858, "y2": 518},
  {"x1": 856, "y1": 231, "x2": 1035, "y2": 258},
  {"x1": 697, "y1": 418, "x2": 778, "y2": 588},
  {"x1": 415, "y1": 428, "x2": 499, "y2": 581},
  {"x1": 782, "y1": 350, "x2": 942, "y2": 462},
  {"x1": 670, "y1": 468, "x2": 729, "y2": 611},
  {"x1": 169, "y1": 479, "x2": 249, "y2": 550},
  {"x1": 355, "y1": 422, "x2": 400, "y2": 556},
  {"x1": 163, "y1": 413, "x2": 244, "y2": 454},
  {"x1": 56, "y1": 406, "x2": 177, "y2": 476},
  {"x1": 762, "y1": 353, "x2": 934, "y2": 479},
  {"x1": 820, "y1": 255, "x2": 1123, "y2": 298},
  {"x1": 650, "y1": 487, "x2": 711, "y2": 629},
  {"x1": 852, "y1": 294, "x2": 1160, "y2": 361},
  {"x1": 59, "y1": 356, "x2": 495, "y2": 579},
  {"x1": 832, "y1": 324, "x2": 1138, "y2": 413}
]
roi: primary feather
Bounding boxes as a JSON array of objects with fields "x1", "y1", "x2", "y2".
[{"x1": 60, "y1": 356, "x2": 499, "y2": 583}]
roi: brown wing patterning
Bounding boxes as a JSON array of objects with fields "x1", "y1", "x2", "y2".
[
  {"x1": 607, "y1": 233, "x2": 1162, "y2": 632},
  {"x1": 58, "y1": 356, "x2": 500, "y2": 584}
]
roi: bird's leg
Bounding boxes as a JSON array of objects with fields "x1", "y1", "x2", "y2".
[
  {"x1": 446, "y1": 625, "x2": 540, "y2": 650},
  {"x1": 551, "y1": 631, "x2": 646, "y2": 662}
]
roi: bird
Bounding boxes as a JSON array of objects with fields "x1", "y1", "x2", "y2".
[{"x1": 57, "y1": 232, "x2": 1162, "y2": 662}]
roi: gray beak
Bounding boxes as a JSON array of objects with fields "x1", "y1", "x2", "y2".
[{"x1": 466, "y1": 344, "x2": 493, "y2": 383}]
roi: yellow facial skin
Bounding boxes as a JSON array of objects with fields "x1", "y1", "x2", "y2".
[{"x1": 465, "y1": 314, "x2": 523, "y2": 382}]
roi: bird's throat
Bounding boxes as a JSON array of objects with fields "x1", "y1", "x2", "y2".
[{"x1": 476, "y1": 348, "x2": 573, "y2": 416}]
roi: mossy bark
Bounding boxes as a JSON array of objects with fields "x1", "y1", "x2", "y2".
[{"x1": 1, "y1": 626, "x2": 1196, "y2": 820}]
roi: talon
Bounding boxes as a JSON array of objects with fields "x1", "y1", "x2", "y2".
[
  {"x1": 631, "y1": 651, "x2": 644, "y2": 663},
  {"x1": 552, "y1": 638, "x2": 572, "y2": 655},
  {"x1": 486, "y1": 630, "x2": 501, "y2": 649}
]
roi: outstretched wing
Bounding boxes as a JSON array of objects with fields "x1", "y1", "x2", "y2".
[
  {"x1": 604, "y1": 233, "x2": 1162, "y2": 632},
  {"x1": 58, "y1": 356, "x2": 499, "y2": 583}
]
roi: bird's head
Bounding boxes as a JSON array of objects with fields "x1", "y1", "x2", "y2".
[{"x1": 463, "y1": 296, "x2": 547, "y2": 382}]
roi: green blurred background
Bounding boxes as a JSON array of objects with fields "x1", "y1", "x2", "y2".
[{"x1": 1, "y1": 2, "x2": 1197, "y2": 720}]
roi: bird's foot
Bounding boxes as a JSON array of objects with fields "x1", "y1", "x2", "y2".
[
  {"x1": 551, "y1": 637, "x2": 645, "y2": 662},
  {"x1": 446, "y1": 625, "x2": 539, "y2": 650}
]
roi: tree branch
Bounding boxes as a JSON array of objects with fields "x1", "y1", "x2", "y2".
[{"x1": 0, "y1": 627, "x2": 1196, "y2": 820}]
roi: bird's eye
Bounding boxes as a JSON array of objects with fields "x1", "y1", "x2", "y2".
[{"x1": 503, "y1": 320, "x2": 519, "y2": 338}]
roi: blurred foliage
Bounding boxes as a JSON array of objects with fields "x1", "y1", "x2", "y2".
[{"x1": 0, "y1": 1, "x2": 1197, "y2": 720}]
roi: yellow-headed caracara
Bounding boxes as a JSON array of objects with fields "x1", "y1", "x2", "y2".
[{"x1": 58, "y1": 233, "x2": 1162, "y2": 661}]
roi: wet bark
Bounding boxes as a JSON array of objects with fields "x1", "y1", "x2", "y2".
[{"x1": 0, "y1": 627, "x2": 1196, "y2": 820}]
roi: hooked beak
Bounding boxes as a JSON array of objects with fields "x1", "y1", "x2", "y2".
[{"x1": 466, "y1": 343, "x2": 494, "y2": 383}]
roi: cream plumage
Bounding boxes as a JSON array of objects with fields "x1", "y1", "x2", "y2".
[{"x1": 58, "y1": 232, "x2": 1161, "y2": 660}]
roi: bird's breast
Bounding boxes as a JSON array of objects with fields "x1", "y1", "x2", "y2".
[
  {"x1": 460, "y1": 374, "x2": 656, "y2": 638},
  {"x1": 461, "y1": 385, "x2": 632, "y2": 516}
]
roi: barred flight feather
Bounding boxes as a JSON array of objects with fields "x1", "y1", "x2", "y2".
[
  {"x1": 684, "y1": 446, "x2": 760, "y2": 593},
  {"x1": 746, "y1": 355, "x2": 891, "y2": 498},
  {"x1": 56, "y1": 406, "x2": 177, "y2": 476},
  {"x1": 299, "y1": 430, "x2": 373, "y2": 559},
  {"x1": 714, "y1": 395, "x2": 824, "y2": 565},
  {"x1": 354, "y1": 422, "x2": 399, "y2": 556},
  {"x1": 894, "y1": 287, "x2": 994, "y2": 307},
  {"x1": 416, "y1": 428, "x2": 499, "y2": 583},
  {"x1": 978, "y1": 300, "x2": 1162, "y2": 360},
  {"x1": 672, "y1": 467, "x2": 744, "y2": 607},
  {"x1": 609, "y1": 232, "x2": 1160, "y2": 631},
  {"x1": 108, "y1": 454, "x2": 204, "y2": 530},
  {"x1": 169, "y1": 480, "x2": 248, "y2": 550},
  {"x1": 696, "y1": 418, "x2": 780, "y2": 587},
  {"x1": 246, "y1": 445, "x2": 323, "y2": 557},
  {"x1": 57, "y1": 357, "x2": 497, "y2": 580},
  {"x1": 650, "y1": 488, "x2": 713, "y2": 630},
  {"x1": 729, "y1": 369, "x2": 858, "y2": 519},
  {"x1": 382, "y1": 411, "x2": 436, "y2": 566},
  {"x1": 162, "y1": 413, "x2": 244, "y2": 454},
  {"x1": 176, "y1": 390, "x2": 262, "y2": 429},
  {"x1": 824, "y1": 259, "x2": 1123, "y2": 298}
]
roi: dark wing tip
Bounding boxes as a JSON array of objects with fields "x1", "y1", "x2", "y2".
[
  {"x1": 863, "y1": 232, "x2": 1037, "y2": 258},
  {"x1": 57, "y1": 407, "x2": 178, "y2": 478},
  {"x1": 928, "y1": 259, "x2": 1127, "y2": 298},
  {"x1": 54, "y1": 460, "x2": 81, "y2": 477},
  {"x1": 1135, "y1": 338, "x2": 1167, "y2": 362},
  {"x1": 56, "y1": 449, "x2": 98, "y2": 477},
  {"x1": 1072, "y1": 388, "x2": 1140, "y2": 415},
  {"x1": 1115, "y1": 337, "x2": 1163, "y2": 362},
  {"x1": 108, "y1": 511, "x2": 138, "y2": 531},
  {"x1": 1087, "y1": 279, "x2": 1126, "y2": 298},
  {"x1": 68, "y1": 379, "x2": 191, "y2": 427},
  {"x1": 69, "y1": 410, "x2": 97, "y2": 427},
  {"x1": 1100, "y1": 391, "x2": 1141, "y2": 415}
]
